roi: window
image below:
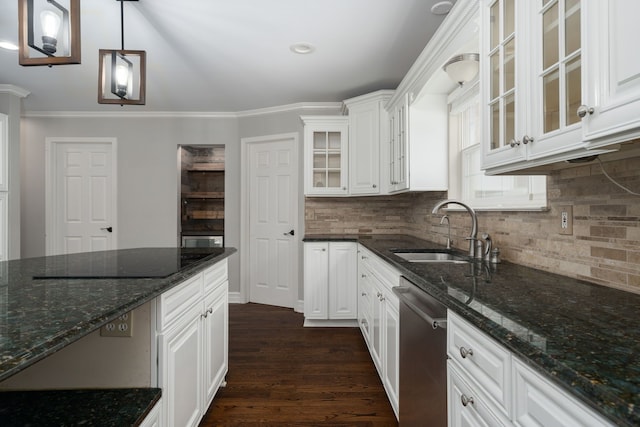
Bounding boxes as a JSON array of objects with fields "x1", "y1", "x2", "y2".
[{"x1": 448, "y1": 83, "x2": 547, "y2": 210}]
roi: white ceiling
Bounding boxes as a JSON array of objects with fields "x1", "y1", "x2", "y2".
[{"x1": 0, "y1": 0, "x2": 455, "y2": 113}]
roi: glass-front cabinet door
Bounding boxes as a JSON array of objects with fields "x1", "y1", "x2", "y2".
[
  {"x1": 481, "y1": 0, "x2": 528, "y2": 170},
  {"x1": 528, "y1": 0, "x2": 585, "y2": 158},
  {"x1": 302, "y1": 116, "x2": 349, "y2": 196}
]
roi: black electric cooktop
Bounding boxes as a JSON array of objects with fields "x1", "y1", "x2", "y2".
[{"x1": 32, "y1": 247, "x2": 223, "y2": 279}]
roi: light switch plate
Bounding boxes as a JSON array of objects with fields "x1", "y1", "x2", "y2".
[
  {"x1": 100, "y1": 312, "x2": 133, "y2": 337},
  {"x1": 559, "y1": 205, "x2": 573, "y2": 235}
]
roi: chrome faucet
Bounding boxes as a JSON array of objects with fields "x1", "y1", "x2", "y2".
[
  {"x1": 439, "y1": 215, "x2": 452, "y2": 249},
  {"x1": 432, "y1": 199, "x2": 478, "y2": 258}
]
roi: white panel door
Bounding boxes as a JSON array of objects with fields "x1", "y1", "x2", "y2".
[
  {"x1": 48, "y1": 139, "x2": 116, "y2": 255},
  {"x1": 248, "y1": 136, "x2": 298, "y2": 308}
]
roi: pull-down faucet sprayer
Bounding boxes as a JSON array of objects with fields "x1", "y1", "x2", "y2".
[{"x1": 432, "y1": 199, "x2": 478, "y2": 257}]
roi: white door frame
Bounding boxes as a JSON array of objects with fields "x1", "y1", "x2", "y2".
[
  {"x1": 240, "y1": 132, "x2": 299, "y2": 306},
  {"x1": 45, "y1": 137, "x2": 118, "y2": 255}
]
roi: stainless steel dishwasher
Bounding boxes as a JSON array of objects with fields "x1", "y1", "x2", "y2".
[{"x1": 393, "y1": 277, "x2": 448, "y2": 427}]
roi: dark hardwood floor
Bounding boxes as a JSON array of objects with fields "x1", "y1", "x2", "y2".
[{"x1": 200, "y1": 303, "x2": 398, "y2": 426}]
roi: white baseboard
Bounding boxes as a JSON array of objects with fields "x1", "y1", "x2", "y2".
[
  {"x1": 295, "y1": 300, "x2": 304, "y2": 313},
  {"x1": 228, "y1": 292, "x2": 245, "y2": 304},
  {"x1": 303, "y1": 319, "x2": 358, "y2": 328}
]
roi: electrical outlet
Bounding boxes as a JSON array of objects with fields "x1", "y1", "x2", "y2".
[
  {"x1": 559, "y1": 205, "x2": 573, "y2": 235},
  {"x1": 100, "y1": 312, "x2": 133, "y2": 337}
]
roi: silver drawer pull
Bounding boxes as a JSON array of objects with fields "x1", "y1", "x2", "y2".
[
  {"x1": 461, "y1": 394, "x2": 474, "y2": 407},
  {"x1": 460, "y1": 346, "x2": 473, "y2": 359}
]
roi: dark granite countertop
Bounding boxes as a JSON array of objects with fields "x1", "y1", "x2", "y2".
[
  {"x1": 0, "y1": 247, "x2": 236, "y2": 382},
  {"x1": 0, "y1": 388, "x2": 161, "y2": 426},
  {"x1": 304, "y1": 234, "x2": 640, "y2": 427}
]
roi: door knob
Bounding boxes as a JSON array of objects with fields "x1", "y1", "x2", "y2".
[
  {"x1": 283, "y1": 229, "x2": 295, "y2": 236},
  {"x1": 100, "y1": 227, "x2": 113, "y2": 233}
]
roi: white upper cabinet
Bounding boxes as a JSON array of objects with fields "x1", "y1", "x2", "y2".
[
  {"x1": 343, "y1": 90, "x2": 394, "y2": 196},
  {"x1": 302, "y1": 116, "x2": 349, "y2": 196},
  {"x1": 481, "y1": 0, "x2": 640, "y2": 174},
  {"x1": 582, "y1": 0, "x2": 640, "y2": 146}
]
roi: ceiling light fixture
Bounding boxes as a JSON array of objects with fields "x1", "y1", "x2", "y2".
[
  {"x1": 18, "y1": 0, "x2": 81, "y2": 66},
  {"x1": 290, "y1": 43, "x2": 315, "y2": 55},
  {"x1": 443, "y1": 53, "x2": 479, "y2": 87},
  {"x1": 431, "y1": 1, "x2": 454, "y2": 15},
  {"x1": 98, "y1": 0, "x2": 146, "y2": 105}
]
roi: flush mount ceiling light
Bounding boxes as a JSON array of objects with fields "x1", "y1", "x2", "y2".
[
  {"x1": 431, "y1": 1, "x2": 454, "y2": 15},
  {"x1": 443, "y1": 53, "x2": 479, "y2": 87},
  {"x1": 18, "y1": 0, "x2": 81, "y2": 66},
  {"x1": 98, "y1": 0, "x2": 146, "y2": 105},
  {"x1": 290, "y1": 42, "x2": 315, "y2": 55}
]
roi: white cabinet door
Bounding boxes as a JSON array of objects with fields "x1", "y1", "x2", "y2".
[
  {"x1": 0, "y1": 114, "x2": 7, "y2": 192},
  {"x1": 202, "y1": 282, "x2": 228, "y2": 409},
  {"x1": 328, "y1": 242, "x2": 358, "y2": 319},
  {"x1": 481, "y1": 0, "x2": 529, "y2": 170},
  {"x1": 449, "y1": 361, "x2": 509, "y2": 427},
  {"x1": 582, "y1": 0, "x2": 640, "y2": 144},
  {"x1": 160, "y1": 304, "x2": 203, "y2": 427},
  {"x1": 303, "y1": 242, "x2": 329, "y2": 319},
  {"x1": 302, "y1": 116, "x2": 349, "y2": 196},
  {"x1": 138, "y1": 398, "x2": 162, "y2": 427},
  {"x1": 513, "y1": 358, "x2": 611, "y2": 427},
  {"x1": 344, "y1": 91, "x2": 393, "y2": 195}
]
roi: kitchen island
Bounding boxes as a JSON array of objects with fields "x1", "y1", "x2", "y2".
[
  {"x1": 305, "y1": 234, "x2": 640, "y2": 427},
  {"x1": 0, "y1": 246, "x2": 236, "y2": 426}
]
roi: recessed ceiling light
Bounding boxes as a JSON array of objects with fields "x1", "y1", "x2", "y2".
[
  {"x1": 431, "y1": 1, "x2": 454, "y2": 15},
  {"x1": 0, "y1": 41, "x2": 19, "y2": 51},
  {"x1": 290, "y1": 43, "x2": 315, "y2": 55}
]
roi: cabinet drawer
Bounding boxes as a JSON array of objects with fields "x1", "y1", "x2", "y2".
[
  {"x1": 448, "y1": 311, "x2": 512, "y2": 418},
  {"x1": 448, "y1": 361, "x2": 509, "y2": 427},
  {"x1": 157, "y1": 272, "x2": 203, "y2": 331},
  {"x1": 358, "y1": 245, "x2": 401, "y2": 290},
  {"x1": 203, "y1": 260, "x2": 228, "y2": 295},
  {"x1": 513, "y1": 358, "x2": 612, "y2": 427}
]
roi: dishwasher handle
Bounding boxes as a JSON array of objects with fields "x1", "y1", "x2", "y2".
[{"x1": 394, "y1": 286, "x2": 447, "y2": 330}]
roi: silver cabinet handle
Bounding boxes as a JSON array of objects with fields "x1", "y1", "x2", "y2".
[
  {"x1": 460, "y1": 346, "x2": 474, "y2": 358},
  {"x1": 509, "y1": 139, "x2": 520, "y2": 148},
  {"x1": 361, "y1": 274, "x2": 367, "y2": 278},
  {"x1": 522, "y1": 135, "x2": 534, "y2": 145},
  {"x1": 372, "y1": 184, "x2": 377, "y2": 188},
  {"x1": 361, "y1": 292, "x2": 367, "y2": 296},
  {"x1": 321, "y1": 248, "x2": 326, "y2": 251},
  {"x1": 577, "y1": 105, "x2": 594, "y2": 118},
  {"x1": 461, "y1": 394, "x2": 474, "y2": 407},
  {"x1": 201, "y1": 307, "x2": 213, "y2": 318}
]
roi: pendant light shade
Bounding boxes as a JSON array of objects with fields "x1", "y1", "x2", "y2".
[
  {"x1": 443, "y1": 53, "x2": 480, "y2": 87},
  {"x1": 18, "y1": 0, "x2": 81, "y2": 66},
  {"x1": 98, "y1": 0, "x2": 146, "y2": 105}
]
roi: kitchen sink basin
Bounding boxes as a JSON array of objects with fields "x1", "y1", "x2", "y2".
[{"x1": 391, "y1": 249, "x2": 469, "y2": 264}]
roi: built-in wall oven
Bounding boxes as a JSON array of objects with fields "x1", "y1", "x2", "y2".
[
  {"x1": 393, "y1": 277, "x2": 448, "y2": 426},
  {"x1": 181, "y1": 235, "x2": 224, "y2": 248}
]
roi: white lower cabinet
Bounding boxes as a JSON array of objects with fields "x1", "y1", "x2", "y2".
[
  {"x1": 139, "y1": 397, "x2": 162, "y2": 427},
  {"x1": 512, "y1": 358, "x2": 611, "y2": 427},
  {"x1": 157, "y1": 261, "x2": 229, "y2": 427},
  {"x1": 357, "y1": 245, "x2": 400, "y2": 419},
  {"x1": 303, "y1": 241, "x2": 358, "y2": 320},
  {"x1": 448, "y1": 311, "x2": 613, "y2": 427}
]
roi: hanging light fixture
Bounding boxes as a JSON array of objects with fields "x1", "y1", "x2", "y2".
[
  {"x1": 98, "y1": 0, "x2": 146, "y2": 105},
  {"x1": 443, "y1": 53, "x2": 480, "y2": 87},
  {"x1": 18, "y1": 0, "x2": 81, "y2": 66}
]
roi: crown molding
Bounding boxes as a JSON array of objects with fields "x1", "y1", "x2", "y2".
[
  {"x1": 22, "y1": 101, "x2": 344, "y2": 119},
  {"x1": 0, "y1": 85, "x2": 30, "y2": 98}
]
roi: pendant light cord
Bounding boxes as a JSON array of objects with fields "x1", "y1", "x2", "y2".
[
  {"x1": 120, "y1": 0, "x2": 125, "y2": 51},
  {"x1": 597, "y1": 157, "x2": 640, "y2": 196}
]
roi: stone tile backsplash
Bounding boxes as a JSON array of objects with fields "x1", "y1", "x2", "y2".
[{"x1": 305, "y1": 154, "x2": 640, "y2": 294}]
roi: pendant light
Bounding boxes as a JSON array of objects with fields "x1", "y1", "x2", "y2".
[
  {"x1": 18, "y1": 0, "x2": 81, "y2": 66},
  {"x1": 98, "y1": 0, "x2": 146, "y2": 105}
]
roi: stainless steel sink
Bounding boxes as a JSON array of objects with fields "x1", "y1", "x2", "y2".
[{"x1": 391, "y1": 250, "x2": 469, "y2": 264}]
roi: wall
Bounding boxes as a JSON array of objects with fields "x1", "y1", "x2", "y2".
[
  {"x1": 0, "y1": 91, "x2": 23, "y2": 260},
  {"x1": 305, "y1": 152, "x2": 640, "y2": 294},
  {"x1": 20, "y1": 114, "x2": 241, "y2": 291}
]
